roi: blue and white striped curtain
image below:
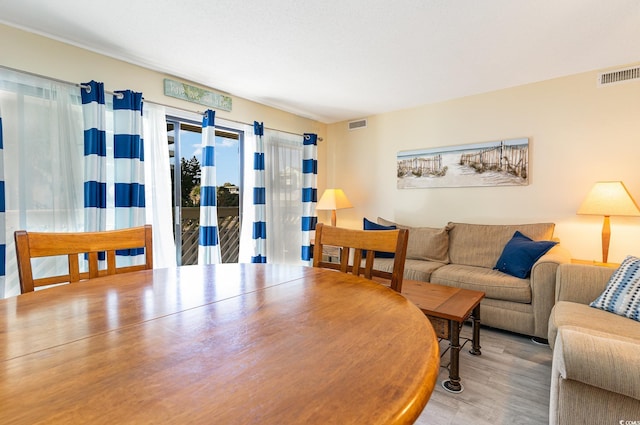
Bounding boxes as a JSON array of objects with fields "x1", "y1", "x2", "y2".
[
  {"x1": 81, "y1": 81, "x2": 107, "y2": 233},
  {"x1": 198, "y1": 110, "x2": 221, "y2": 264},
  {"x1": 0, "y1": 107, "x2": 5, "y2": 298},
  {"x1": 113, "y1": 90, "x2": 145, "y2": 257},
  {"x1": 252, "y1": 121, "x2": 267, "y2": 263},
  {"x1": 301, "y1": 133, "x2": 318, "y2": 261}
]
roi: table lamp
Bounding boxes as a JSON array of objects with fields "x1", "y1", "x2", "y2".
[
  {"x1": 316, "y1": 188, "x2": 353, "y2": 226},
  {"x1": 577, "y1": 181, "x2": 640, "y2": 263}
]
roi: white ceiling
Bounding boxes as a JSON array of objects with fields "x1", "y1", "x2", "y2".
[{"x1": 1, "y1": 0, "x2": 639, "y2": 123}]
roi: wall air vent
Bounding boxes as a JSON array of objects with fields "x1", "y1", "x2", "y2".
[
  {"x1": 597, "y1": 66, "x2": 640, "y2": 86},
  {"x1": 348, "y1": 118, "x2": 368, "y2": 131}
]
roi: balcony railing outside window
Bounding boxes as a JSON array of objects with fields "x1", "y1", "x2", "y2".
[{"x1": 180, "y1": 207, "x2": 240, "y2": 265}]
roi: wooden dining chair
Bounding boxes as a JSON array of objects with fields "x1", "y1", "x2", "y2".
[
  {"x1": 312, "y1": 223, "x2": 409, "y2": 292},
  {"x1": 14, "y1": 225, "x2": 153, "y2": 294}
]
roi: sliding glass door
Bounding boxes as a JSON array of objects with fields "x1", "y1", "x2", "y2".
[{"x1": 167, "y1": 116, "x2": 242, "y2": 265}]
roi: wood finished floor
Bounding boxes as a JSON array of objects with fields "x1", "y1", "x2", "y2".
[{"x1": 416, "y1": 325, "x2": 553, "y2": 425}]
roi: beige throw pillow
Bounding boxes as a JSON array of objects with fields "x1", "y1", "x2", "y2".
[{"x1": 377, "y1": 217, "x2": 450, "y2": 263}]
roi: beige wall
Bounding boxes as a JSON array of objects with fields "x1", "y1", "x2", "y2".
[
  {"x1": 0, "y1": 23, "x2": 327, "y2": 164},
  {"x1": 326, "y1": 65, "x2": 640, "y2": 263},
  {"x1": 3, "y1": 23, "x2": 639, "y2": 263}
]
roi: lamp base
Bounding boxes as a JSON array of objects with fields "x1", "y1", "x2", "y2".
[{"x1": 601, "y1": 215, "x2": 611, "y2": 264}]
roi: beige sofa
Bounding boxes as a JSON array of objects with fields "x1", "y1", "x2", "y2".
[
  {"x1": 372, "y1": 219, "x2": 571, "y2": 339},
  {"x1": 548, "y1": 264, "x2": 640, "y2": 425}
]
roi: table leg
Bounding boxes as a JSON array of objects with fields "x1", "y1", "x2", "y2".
[
  {"x1": 469, "y1": 304, "x2": 481, "y2": 356},
  {"x1": 442, "y1": 319, "x2": 463, "y2": 393}
]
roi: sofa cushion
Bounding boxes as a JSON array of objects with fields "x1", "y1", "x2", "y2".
[
  {"x1": 377, "y1": 217, "x2": 450, "y2": 263},
  {"x1": 494, "y1": 231, "x2": 557, "y2": 278},
  {"x1": 590, "y1": 255, "x2": 640, "y2": 322},
  {"x1": 430, "y1": 264, "x2": 532, "y2": 303},
  {"x1": 363, "y1": 217, "x2": 396, "y2": 258},
  {"x1": 373, "y1": 258, "x2": 445, "y2": 282},
  {"x1": 447, "y1": 222, "x2": 555, "y2": 269}
]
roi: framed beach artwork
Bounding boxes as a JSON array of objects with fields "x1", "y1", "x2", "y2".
[{"x1": 397, "y1": 138, "x2": 529, "y2": 189}]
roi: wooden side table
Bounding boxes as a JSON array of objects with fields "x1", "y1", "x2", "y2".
[
  {"x1": 310, "y1": 238, "x2": 342, "y2": 263},
  {"x1": 401, "y1": 280, "x2": 485, "y2": 393},
  {"x1": 571, "y1": 259, "x2": 620, "y2": 268},
  {"x1": 322, "y1": 245, "x2": 342, "y2": 263}
]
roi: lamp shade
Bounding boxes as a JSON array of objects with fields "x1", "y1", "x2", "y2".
[
  {"x1": 316, "y1": 189, "x2": 353, "y2": 211},
  {"x1": 316, "y1": 189, "x2": 352, "y2": 226},
  {"x1": 577, "y1": 181, "x2": 640, "y2": 264},
  {"x1": 577, "y1": 181, "x2": 640, "y2": 217}
]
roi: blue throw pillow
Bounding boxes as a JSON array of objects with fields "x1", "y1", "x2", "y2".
[
  {"x1": 590, "y1": 255, "x2": 640, "y2": 322},
  {"x1": 363, "y1": 218, "x2": 396, "y2": 258},
  {"x1": 494, "y1": 231, "x2": 557, "y2": 278}
]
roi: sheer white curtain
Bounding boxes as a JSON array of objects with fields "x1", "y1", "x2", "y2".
[
  {"x1": 239, "y1": 128, "x2": 304, "y2": 264},
  {"x1": 263, "y1": 130, "x2": 304, "y2": 264},
  {"x1": 143, "y1": 102, "x2": 176, "y2": 268},
  {"x1": 0, "y1": 68, "x2": 84, "y2": 297}
]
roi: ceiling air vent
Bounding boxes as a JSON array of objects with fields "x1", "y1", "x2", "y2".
[
  {"x1": 348, "y1": 118, "x2": 367, "y2": 131},
  {"x1": 597, "y1": 66, "x2": 640, "y2": 86}
]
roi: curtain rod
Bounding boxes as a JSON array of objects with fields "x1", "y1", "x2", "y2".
[
  {"x1": 0, "y1": 64, "x2": 127, "y2": 99},
  {"x1": 0, "y1": 64, "x2": 322, "y2": 141},
  {"x1": 79, "y1": 83, "x2": 124, "y2": 99}
]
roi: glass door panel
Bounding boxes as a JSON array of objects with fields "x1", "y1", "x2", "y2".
[{"x1": 167, "y1": 119, "x2": 241, "y2": 265}]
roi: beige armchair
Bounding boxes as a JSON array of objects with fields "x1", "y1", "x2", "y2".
[{"x1": 548, "y1": 264, "x2": 640, "y2": 425}]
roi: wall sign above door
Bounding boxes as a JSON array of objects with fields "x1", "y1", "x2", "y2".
[{"x1": 163, "y1": 78, "x2": 232, "y2": 112}]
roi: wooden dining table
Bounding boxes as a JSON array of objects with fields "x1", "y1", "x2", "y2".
[{"x1": 0, "y1": 263, "x2": 439, "y2": 425}]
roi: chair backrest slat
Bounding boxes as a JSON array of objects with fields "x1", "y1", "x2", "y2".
[
  {"x1": 14, "y1": 225, "x2": 153, "y2": 294},
  {"x1": 312, "y1": 223, "x2": 409, "y2": 292}
]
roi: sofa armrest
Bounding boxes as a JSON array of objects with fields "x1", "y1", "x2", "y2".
[
  {"x1": 529, "y1": 245, "x2": 571, "y2": 338},
  {"x1": 555, "y1": 264, "x2": 614, "y2": 304},
  {"x1": 553, "y1": 326, "x2": 640, "y2": 401}
]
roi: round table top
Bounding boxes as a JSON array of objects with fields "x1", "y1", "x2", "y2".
[{"x1": 0, "y1": 263, "x2": 439, "y2": 424}]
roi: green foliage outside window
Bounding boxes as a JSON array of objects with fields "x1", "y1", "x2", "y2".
[{"x1": 183, "y1": 156, "x2": 239, "y2": 208}]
